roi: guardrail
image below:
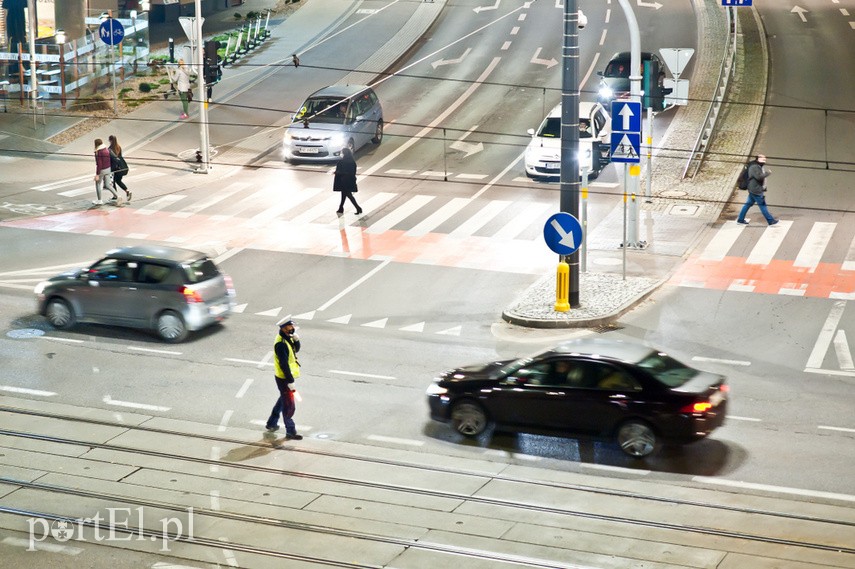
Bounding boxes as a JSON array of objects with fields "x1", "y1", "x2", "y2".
[{"x1": 681, "y1": 7, "x2": 738, "y2": 179}]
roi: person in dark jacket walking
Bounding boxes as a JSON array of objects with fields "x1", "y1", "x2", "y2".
[
  {"x1": 737, "y1": 154, "x2": 778, "y2": 226},
  {"x1": 108, "y1": 135, "x2": 131, "y2": 202},
  {"x1": 265, "y1": 316, "x2": 303, "y2": 440},
  {"x1": 333, "y1": 147, "x2": 362, "y2": 215},
  {"x1": 93, "y1": 138, "x2": 119, "y2": 205}
]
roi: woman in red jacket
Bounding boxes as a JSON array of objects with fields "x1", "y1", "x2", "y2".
[{"x1": 93, "y1": 138, "x2": 119, "y2": 205}]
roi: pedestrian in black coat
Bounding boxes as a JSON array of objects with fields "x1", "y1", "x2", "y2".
[{"x1": 333, "y1": 147, "x2": 362, "y2": 215}]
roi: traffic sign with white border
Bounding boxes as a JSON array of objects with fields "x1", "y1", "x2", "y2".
[
  {"x1": 544, "y1": 212, "x2": 583, "y2": 256},
  {"x1": 98, "y1": 19, "x2": 125, "y2": 46}
]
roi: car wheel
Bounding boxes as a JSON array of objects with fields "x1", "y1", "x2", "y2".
[
  {"x1": 45, "y1": 298, "x2": 75, "y2": 329},
  {"x1": 617, "y1": 420, "x2": 657, "y2": 458},
  {"x1": 372, "y1": 120, "x2": 383, "y2": 144},
  {"x1": 156, "y1": 311, "x2": 188, "y2": 343},
  {"x1": 451, "y1": 401, "x2": 489, "y2": 437}
]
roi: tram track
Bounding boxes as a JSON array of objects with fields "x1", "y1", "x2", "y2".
[{"x1": 1, "y1": 404, "x2": 854, "y2": 567}]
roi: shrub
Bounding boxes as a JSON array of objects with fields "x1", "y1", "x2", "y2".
[
  {"x1": 138, "y1": 83, "x2": 153, "y2": 93},
  {"x1": 158, "y1": 77, "x2": 171, "y2": 85},
  {"x1": 234, "y1": 12, "x2": 242, "y2": 20},
  {"x1": 118, "y1": 87, "x2": 132, "y2": 99}
]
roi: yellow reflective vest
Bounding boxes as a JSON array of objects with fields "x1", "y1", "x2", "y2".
[{"x1": 274, "y1": 335, "x2": 300, "y2": 380}]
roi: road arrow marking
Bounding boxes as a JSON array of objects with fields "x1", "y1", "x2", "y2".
[
  {"x1": 255, "y1": 307, "x2": 282, "y2": 317},
  {"x1": 550, "y1": 219, "x2": 577, "y2": 248},
  {"x1": 473, "y1": 0, "x2": 500, "y2": 13},
  {"x1": 399, "y1": 322, "x2": 425, "y2": 332},
  {"x1": 362, "y1": 318, "x2": 388, "y2": 328},
  {"x1": 619, "y1": 103, "x2": 635, "y2": 131},
  {"x1": 436, "y1": 325, "x2": 462, "y2": 336},
  {"x1": 231, "y1": 303, "x2": 247, "y2": 313},
  {"x1": 791, "y1": 5, "x2": 808, "y2": 22},
  {"x1": 431, "y1": 47, "x2": 472, "y2": 69},
  {"x1": 293, "y1": 310, "x2": 315, "y2": 320},
  {"x1": 449, "y1": 125, "x2": 484, "y2": 157},
  {"x1": 531, "y1": 47, "x2": 558, "y2": 69},
  {"x1": 637, "y1": 0, "x2": 662, "y2": 8},
  {"x1": 327, "y1": 314, "x2": 352, "y2": 324}
]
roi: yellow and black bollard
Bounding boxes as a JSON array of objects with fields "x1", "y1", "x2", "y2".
[{"x1": 554, "y1": 259, "x2": 570, "y2": 312}]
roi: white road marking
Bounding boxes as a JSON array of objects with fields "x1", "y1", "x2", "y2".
[
  {"x1": 102, "y1": 395, "x2": 170, "y2": 412},
  {"x1": 582, "y1": 463, "x2": 650, "y2": 475},
  {"x1": 32, "y1": 174, "x2": 91, "y2": 191},
  {"x1": 171, "y1": 182, "x2": 250, "y2": 218},
  {"x1": 745, "y1": 220, "x2": 792, "y2": 265},
  {"x1": 327, "y1": 314, "x2": 352, "y2": 324},
  {"x1": 224, "y1": 355, "x2": 273, "y2": 368},
  {"x1": 210, "y1": 490, "x2": 221, "y2": 510},
  {"x1": 693, "y1": 476, "x2": 855, "y2": 503},
  {"x1": 367, "y1": 434, "x2": 424, "y2": 447},
  {"x1": 806, "y1": 300, "x2": 846, "y2": 369},
  {"x1": 362, "y1": 318, "x2": 388, "y2": 328},
  {"x1": 218, "y1": 409, "x2": 233, "y2": 432},
  {"x1": 436, "y1": 325, "x2": 462, "y2": 336},
  {"x1": 134, "y1": 194, "x2": 186, "y2": 215},
  {"x1": 2, "y1": 537, "x2": 82, "y2": 554},
  {"x1": 841, "y1": 229, "x2": 855, "y2": 271},
  {"x1": 235, "y1": 378, "x2": 254, "y2": 398},
  {"x1": 329, "y1": 369, "x2": 396, "y2": 380},
  {"x1": 793, "y1": 222, "x2": 835, "y2": 272},
  {"x1": 492, "y1": 202, "x2": 551, "y2": 239},
  {"x1": 405, "y1": 197, "x2": 471, "y2": 237},
  {"x1": 210, "y1": 446, "x2": 220, "y2": 472},
  {"x1": 399, "y1": 321, "x2": 425, "y2": 332},
  {"x1": 691, "y1": 355, "x2": 751, "y2": 366},
  {"x1": 366, "y1": 195, "x2": 434, "y2": 234},
  {"x1": 255, "y1": 307, "x2": 282, "y2": 317},
  {"x1": 127, "y1": 346, "x2": 182, "y2": 355},
  {"x1": 818, "y1": 425, "x2": 855, "y2": 434},
  {"x1": 248, "y1": 186, "x2": 323, "y2": 225},
  {"x1": 699, "y1": 221, "x2": 744, "y2": 262},
  {"x1": 0, "y1": 385, "x2": 56, "y2": 397},
  {"x1": 39, "y1": 336, "x2": 84, "y2": 343},
  {"x1": 317, "y1": 259, "x2": 391, "y2": 311},
  {"x1": 728, "y1": 415, "x2": 762, "y2": 422},
  {"x1": 833, "y1": 329, "x2": 854, "y2": 370}
]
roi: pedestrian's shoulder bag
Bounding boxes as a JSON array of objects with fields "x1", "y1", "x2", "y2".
[
  {"x1": 118, "y1": 155, "x2": 130, "y2": 175},
  {"x1": 187, "y1": 88, "x2": 194, "y2": 102},
  {"x1": 736, "y1": 162, "x2": 751, "y2": 190},
  {"x1": 109, "y1": 150, "x2": 122, "y2": 172}
]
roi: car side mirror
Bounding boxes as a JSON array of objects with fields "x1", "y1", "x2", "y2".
[
  {"x1": 527, "y1": 128, "x2": 535, "y2": 137},
  {"x1": 597, "y1": 71, "x2": 603, "y2": 76}
]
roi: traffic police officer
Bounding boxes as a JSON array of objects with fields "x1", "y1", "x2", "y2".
[{"x1": 265, "y1": 315, "x2": 303, "y2": 439}]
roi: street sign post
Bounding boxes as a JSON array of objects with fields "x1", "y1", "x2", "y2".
[
  {"x1": 610, "y1": 100, "x2": 641, "y2": 164},
  {"x1": 544, "y1": 212, "x2": 583, "y2": 256},
  {"x1": 98, "y1": 18, "x2": 125, "y2": 114}
]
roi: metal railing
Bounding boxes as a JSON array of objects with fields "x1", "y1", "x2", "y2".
[{"x1": 682, "y1": 7, "x2": 738, "y2": 179}]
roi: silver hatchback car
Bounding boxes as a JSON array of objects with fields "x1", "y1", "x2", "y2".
[
  {"x1": 34, "y1": 245, "x2": 236, "y2": 343},
  {"x1": 283, "y1": 84, "x2": 383, "y2": 162}
]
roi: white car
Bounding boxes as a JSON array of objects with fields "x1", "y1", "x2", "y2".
[{"x1": 524, "y1": 101, "x2": 611, "y2": 180}]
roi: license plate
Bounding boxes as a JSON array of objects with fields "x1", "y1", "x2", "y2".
[
  {"x1": 545, "y1": 162, "x2": 560, "y2": 170},
  {"x1": 299, "y1": 147, "x2": 320, "y2": 154}
]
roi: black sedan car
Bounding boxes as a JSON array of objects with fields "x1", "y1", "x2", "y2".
[{"x1": 426, "y1": 338, "x2": 728, "y2": 458}]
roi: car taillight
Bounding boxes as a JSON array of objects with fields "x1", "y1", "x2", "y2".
[
  {"x1": 180, "y1": 286, "x2": 203, "y2": 303},
  {"x1": 681, "y1": 401, "x2": 713, "y2": 414}
]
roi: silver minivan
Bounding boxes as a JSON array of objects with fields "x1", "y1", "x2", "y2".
[
  {"x1": 283, "y1": 84, "x2": 383, "y2": 162},
  {"x1": 34, "y1": 245, "x2": 235, "y2": 343}
]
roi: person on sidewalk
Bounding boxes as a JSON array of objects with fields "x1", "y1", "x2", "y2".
[
  {"x1": 108, "y1": 135, "x2": 132, "y2": 202},
  {"x1": 333, "y1": 147, "x2": 362, "y2": 215},
  {"x1": 266, "y1": 316, "x2": 304, "y2": 440},
  {"x1": 737, "y1": 154, "x2": 778, "y2": 226},
  {"x1": 93, "y1": 138, "x2": 119, "y2": 205},
  {"x1": 176, "y1": 59, "x2": 191, "y2": 119}
]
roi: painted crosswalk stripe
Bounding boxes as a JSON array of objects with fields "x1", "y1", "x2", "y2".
[
  {"x1": 171, "y1": 182, "x2": 250, "y2": 218},
  {"x1": 492, "y1": 201, "x2": 551, "y2": 239},
  {"x1": 745, "y1": 219, "x2": 792, "y2": 265},
  {"x1": 32, "y1": 174, "x2": 91, "y2": 192},
  {"x1": 700, "y1": 220, "x2": 744, "y2": 261},
  {"x1": 248, "y1": 186, "x2": 323, "y2": 225},
  {"x1": 58, "y1": 186, "x2": 98, "y2": 197},
  {"x1": 135, "y1": 195, "x2": 186, "y2": 215},
  {"x1": 57, "y1": 171, "x2": 165, "y2": 197},
  {"x1": 794, "y1": 222, "x2": 835, "y2": 272},
  {"x1": 405, "y1": 197, "x2": 471, "y2": 237},
  {"x1": 209, "y1": 186, "x2": 274, "y2": 221},
  {"x1": 366, "y1": 194, "x2": 434, "y2": 234},
  {"x1": 449, "y1": 199, "x2": 511, "y2": 237},
  {"x1": 844, "y1": 233, "x2": 855, "y2": 272}
]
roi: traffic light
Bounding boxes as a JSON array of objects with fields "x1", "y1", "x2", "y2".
[
  {"x1": 203, "y1": 40, "x2": 222, "y2": 87},
  {"x1": 642, "y1": 59, "x2": 665, "y2": 111}
]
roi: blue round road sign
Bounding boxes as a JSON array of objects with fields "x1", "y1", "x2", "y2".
[
  {"x1": 543, "y1": 212, "x2": 583, "y2": 255},
  {"x1": 99, "y1": 18, "x2": 126, "y2": 46}
]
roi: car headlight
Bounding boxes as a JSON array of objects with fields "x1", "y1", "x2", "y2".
[
  {"x1": 426, "y1": 383, "x2": 448, "y2": 396},
  {"x1": 599, "y1": 86, "x2": 613, "y2": 99},
  {"x1": 283, "y1": 132, "x2": 293, "y2": 144},
  {"x1": 34, "y1": 281, "x2": 47, "y2": 296}
]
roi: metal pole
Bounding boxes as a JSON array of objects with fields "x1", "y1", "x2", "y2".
[
  {"x1": 195, "y1": 0, "x2": 210, "y2": 172},
  {"x1": 559, "y1": 0, "x2": 581, "y2": 307},
  {"x1": 26, "y1": 0, "x2": 37, "y2": 109},
  {"x1": 645, "y1": 108, "x2": 653, "y2": 201},
  {"x1": 616, "y1": 0, "x2": 642, "y2": 102},
  {"x1": 109, "y1": 14, "x2": 117, "y2": 114},
  {"x1": 622, "y1": 164, "x2": 627, "y2": 280}
]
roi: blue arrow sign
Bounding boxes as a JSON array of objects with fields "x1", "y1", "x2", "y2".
[
  {"x1": 611, "y1": 100, "x2": 642, "y2": 134},
  {"x1": 722, "y1": 0, "x2": 751, "y2": 5},
  {"x1": 544, "y1": 212, "x2": 583, "y2": 256},
  {"x1": 99, "y1": 18, "x2": 125, "y2": 46},
  {"x1": 610, "y1": 132, "x2": 641, "y2": 164}
]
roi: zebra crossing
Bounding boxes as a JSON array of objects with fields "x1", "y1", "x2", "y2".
[{"x1": 671, "y1": 220, "x2": 855, "y2": 299}]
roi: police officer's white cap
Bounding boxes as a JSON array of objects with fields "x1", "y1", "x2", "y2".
[{"x1": 277, "y1": 315, "x2": 294, "y2": 327}]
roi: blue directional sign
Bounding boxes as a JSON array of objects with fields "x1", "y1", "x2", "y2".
[
  {"x1": 544, "y1": 212, "x2": 583, "y2": 256},
  {"x1": 99, "y1": 18, "x2": 125, "y2": 46},
  {"x1": 722, "y1": 0, "x2": 751, "y2": 5},
  {"x1": 610, "y1": 100, "x2": 642, "y2": 164}
]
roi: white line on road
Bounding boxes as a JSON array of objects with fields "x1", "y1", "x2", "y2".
[
  {"x1": 329, "y1": 369, "x2": 397, "y2": 380},
  {"x1": 127, "y1": 346, "x2": 182, "y2": 356},
  {"x1": 317, "y1": 259, "x2": 392, "y2": 311},
  {"x1": 0, "y1": 385, "x2": 56, "y2": 397},
  {"x1": 366, "y1": 434, "x2": 424, "y2": 447},
  {"x1": 804, "y1": 367, "x2": 855, "y2": 377},
  {"x1": 691, "y1": 356, "x2": 751, "y2": 366},
  {"x1": 102, "y1": 395, "x2": 170, "y2": 412},
  {"x1": 806, "y1": 300, "x2": 846, "y2": 369},
  {"x1": 0, "y1": 261, "x2": 89, "y2": 276},
  {"x1": 693, "y1": 476, "x2": 855, "y2": 503},
  {"x1": 818, "y1": 425, "x2": 855, "y2": 434},
  {"x1": 218, "y1": 410, "x2": 233, "y2": 432},
  {"x1": 210, "y1": 490, "x2": 221, "y2": 510},
  {"x1": 581, "y1": 463, "x2": 650, "y2": 475},
  {"x1": 728, "y1": 415, "x2": 762, "y2": 422},
  {"x1": 833, "y1": 329, "x2": 854, "y2": 370},
  {"x1": 39, "y1": 336, "x2": 84, "y2": 343},
  {"x1": 223, "y1": 357, "x2": 273, "y2": 367},
  {"x1": 210, "y1": 446, "x2": 220, "y2": 472},
  {"x1": 31, "y1": 174, "x2": 91, "y2": 191},
  {"x1": 235, "y1": 378, "x2": 254, "y2": 398},
  {"x1": 2, "y1": 537, "x2": 82, "y2": 555}
]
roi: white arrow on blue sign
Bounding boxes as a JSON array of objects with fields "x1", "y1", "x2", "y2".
[
  {"x1": 611, "y1": 100, "x2": 642, "y2": 134},
  {"x1": 99, "y1": 18, "x2": 126, "y2": 46},
  {"x1": 544, "y1": 212, "x2": 583, "y2": 256}
]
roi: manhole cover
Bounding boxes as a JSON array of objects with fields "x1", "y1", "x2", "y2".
[
  {"x1": 7, "y1": 328, "x2": 45, "y2": 339},
  {"x1": 668, "y1": 204, "x2": 700, "y2": 216},
  {"x1": 659, "y1": 190, "x2": 687, "y2": 198}
]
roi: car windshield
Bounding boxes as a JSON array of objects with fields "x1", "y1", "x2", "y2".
[
  {"x1": 635, "y1": 351, "x2": 698, "y2": 387},
  {"x1": 537, "y1": 117, "x2": 561, "y2": 138},
  {"x1": 604, "y1": 60, "x2": 630, "y2": 78},
  {"x1": 183, "y1": 259, "x2": 220, "y2": 283},
  {"x1": 497, "y1": 357, "x2": 534, "y2": 378},
  {"x1": 295, "y1": 97, "x2": 348, "y2": 124}
]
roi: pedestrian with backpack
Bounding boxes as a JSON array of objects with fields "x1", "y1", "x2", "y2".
[
  {"x1": 108, "y1": 135, "x2": 131, "y2": 202},
  {"x1": 737, "y1": 154, "x2": 778, "y2": 226}
]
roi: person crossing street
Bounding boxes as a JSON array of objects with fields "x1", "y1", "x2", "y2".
[{"x1": 265, "y1": 316, "x2": 303, "y2": 440}]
